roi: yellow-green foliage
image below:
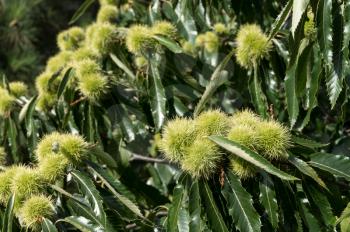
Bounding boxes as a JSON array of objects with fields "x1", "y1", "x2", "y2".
[
  {"x1": 0, "y1": 88, "x2": 15, "y2": 116},
  {"x1": 89, "y1": 23, "x2": 117, "y2": 54},
  {"x1": 230, "y1": 109, "x2": 261, "y2": 127},
  {"x1": 304, "y1": 9, "x2": 317, "y2": 41},
  {"x1": 182, "y1": 139, "x2": 222, "y2": 179},
  {"x1": 9, "y1": 81, "x2": 28, "y2": 97},
  {"x1": 135, "y1": 56, "x2": 147, "y2": 68},
  {"x1": 195, "y1": 109, "x2": 230, "y2": 136},
  {"x1": 214, "y1": 23, "x2": 229, "y2": 34},
  {"x1": 71, "y1": 47, "x2": 100, "y2": 63},
  {"x1": 0, "y1": 165, "x2": 27, "y2": 204},
  {"x1": 235, "y1": 24, "x2": 271, "y2": 69},
  {"x1": 152, "y1": 21, "x2": 177, "y2": 39},
  {"x1": 38, "y1": 154, "x2": 69, "y2": 183},
  {"x1": 182, "y1": 41, "x2": 195, "y2": 55},
  {"x1": 57, "y1": 27, "x2": 85, "y2": 51},
  {"x1": 159, "y1": 118, "x2": 197, "y2": 162},
  {"x1": 11, "y1": 167, "x2": 44, "y2": 202},
  {"x1": 36, "y1": 93, "x2": 56, "y2": 111},
  {"x1": 97, "y1": 5, "x2": 118, "y2": 23},
  {"x1": 195, "y1": 31, "x2": 219, "y2": 53},
  {"x1": 126, "y1": 25, "x2": 156, "y2": 54},
  {"x1": 19, "y1": 195, "x2": 54, "y2": 230}
]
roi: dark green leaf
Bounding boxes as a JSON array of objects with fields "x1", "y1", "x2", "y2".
[
  {"x1": 58, "y1": 216, "x2": 104, "y2": 232},
  {"x1": 259, "y1": 173, "x2": 278, "y2": 229},
  {"x1": 2, "y1": 194, "x2": 15, "y2": 232},
  {"x1": 41, "y1": 218, "x2": 58, "y2": 232},
  {"x1": 153, "y1": 35, "x2": 183, "y2": 53},
  {"x1": 110, "y1": 53, "x2": 136, "y2": 80},
  {"x1": 269, "y1": 0, "x2": 292, "y2": 40},
  {"x1": 69, "y1": 0, "x2": 95, "y2": 24},
  {"x1": 57, "y1": 67, "x2": 73, "y2": 99}
]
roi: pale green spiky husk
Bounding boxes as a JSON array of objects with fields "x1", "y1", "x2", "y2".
[
  {"x1": 78, "y1": 73, "x2": 109, "y2": 101},
  {"x1": 230, "y1": 157, "x2": 256, "y2": 179},
  {"x1": 88, "y1": 23, "x2": 117, "y2": 54},
  {"x1": 195, "y1": 109, "x2": 230, "y2": 136},
  {"x1": 182, "y1": 139, "x2": 222, "y2": 179},
  {"x1": 19, "y1": 195, "x2": 54, "y2": 230},
  {"x1": 214, "y1": 23, "x2": 229, "y2": 34},
  {"x1": 159, "y1": 118, "x2": 197, "y2": 162},
  {"x1": 0, "y1": 165, "x2": 27, "y2": 204},
  {"x1": 38, "y1": 153, "x2": 69, "y2": 183},
  {"x1": 151, "y1": 21, "x2": 177, "y2": 39},
  {"x1": 0, "y1": 88, "x2": 15, "y2": 116},
  {"x1": 126, "y1": 25, "x2": 156, "y2": 54},
  {"x1": 9, "y1": 81, "x2": 28, "y2": 97},
  {"x1": 235, "y1": 24, "x2": 271, "y2": 69},
  {"x1": 97, "y1": 5, "x2": 118, "y2": 23},
  {"x1": 57, "y1": 27, "x2": 85, "y2": 51}
]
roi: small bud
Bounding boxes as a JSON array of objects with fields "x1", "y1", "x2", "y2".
[
  {"x1": 151, "y1": 21, "x2": 177, "y2": 39},
  {"x1": 214, "y1": 23, "x2": 229, "y2": 34},
  {"x1": 235, "y1": 24, "x2": 271, "y2": 69},
  {"x1": 9, "y1": 82, "x2": 28, "y2": 97},
  {"x1": 78, "y1": 73, "x2": 109, "y2": 101},
  {"x1": 57, "y1": 27, "x2": 85, "y2": 51},
  {"x1": 0, "y1": 147, "x2": 6, "y2": 165},
  {"x1": 126, "y1": 25, "x2": 156, "y2": 54},
  {"x1": 304, "y1": 9, "x2": 317, "y2": 41},
  {"x1": 97, "y1": 5, "x2": 118, "y2": 23},
  {"x1": 19, "y1": 195, "x2": 55, "y2": 230},
  {"x1": 181, "y1": 41, "x2": 195, "y2": 55},
  {"x1": 38, "y1": 154, "x2": 69, "y2": 183},
  {"x1": 195, "y1": 109, "x2": 230, "y2": 136},
  {"x1": 182, "y1": 139, "x2": 222, "y2": 179},
  {"x1": 0, "y1": 88, "x2": 15, "y2": 116},
  {"x1": 134, "y1": 56, "x2": 147, "y2": 68},
  {"x1": 159, "y1": 118, "x2": 197, "y2": 162}
]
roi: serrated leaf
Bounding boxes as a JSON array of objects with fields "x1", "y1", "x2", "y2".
[
  {"x1": 193, "y1": 49, "x2": 235, "y2": 117},
  {"x1": 288, "y1": 154, "x2": 326, "y2": 189},
  {"x1": 71, "y1": 171, "x2": 107, "y2": 225},
  {"x1": 2, "y1": 194, "x2": 15, "y2": 232},
  {"x1": 69, "y1": 0, "x2": 95, "y2": 24},
  {"x1": 309, "y1": 153, "x2": 350, "y2": 181},
  {"x1": 149, "y1": 57, "x2": 166, "y2": 130},
  {"x1": 259, "y1": 173, "x2": 278, "y2": 229},
  {"x1": 110, "y1": 53, "x2": 136, "y2": 80},
  {"x1": 291, "y1": 0, "x2": 310, "y2": 36},
  {"x1": 87, "y1": 166, "x2": 143, "y2": 218},
  {"x1": 41, "y1": 218, "x2": 58, "y2": 232},
  {"x1": 152, "y1": 35, "x2": 183, "y2": 53},
  {"x1": 249, "y1": 63, "x2": 268, "y2": 118},
  {"x1": 188, "y1": 181, "x2": 201, "y2": 232},
  {"x1": 298, "y1": 195, "x2": 322, "y2": 232},
  {"x1": 269, "y1": 0, "x2": 292, "y2": 40},
  {"x1": 291, "y1": 135, "x2": 328, "y2": 148},
  {"x1": 58, "y1": 216, "x2": 104, "y2": 232},
  {"x1": 167, "y1": 185, "x2": 185, "y2": 232},
  {"x1": 200, "y1": 180, "x2": 229, "y2": 232},
  {"x1": 209, "y1": 136, "x2": 298, "y2": 181},
  {"x1": 222, "y1": 172, "x2": 261, "y2": 232}
]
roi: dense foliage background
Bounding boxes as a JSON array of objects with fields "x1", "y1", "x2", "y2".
[{"x1": 0, "y1": 0, "x2": 350, "y2": 231}]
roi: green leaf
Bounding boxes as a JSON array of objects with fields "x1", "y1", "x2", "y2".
[
  {"x1": 222, "y1": 172, "x2": 261, "y2": 232},
  {"x1": 152, "y1": 35, "x2": 183, "y2": 53},
  {"x1": 19, "y1": 96, "x2": 37, "y2": 123},
  {"x1": 87, "y1": 166, "x2": 143, "y2": 218},
  {"x1": 71, "y1": 171, "x2": 107, "y2": 225},
  {"x1": 193, "y1": 49, "x2": 235, "y2": 117},
  {"x1": 209, "y1": 135, "x2": 298, "y2": 181},
  {"x1": 69, "y1": 0, "x2": 95, "y2": 24},
  {"x1": 149, "y1": 57, "x2": 166, "y2": 130},
  {"x1": 200, "y1": 180, "x2": 229, "y2": 232},
  {"x1": 57, "y1": 67, "x2": 73, "y2": 99},
  {"x1": 2, "y1": 194, "x2": 15, "y2": 232},
  {"x1": 167, "y1": 185, "x2": 185, "y2": 232},
  {"x1": 58, "y1": 216, "x2": 104, "y2": 232},
  {"x1": 341, "y1": 217, "x2": 350, "y2": 232},
  {"x1": 269, "y1": 0, "x2": 292, "y2": 39},
  {"x1": 41, "y1": 218, "x2": 58, "y2": 232},
  {"x1": 288, "y1": 154, "x2": 326, "y2": 189},
  {"x1": 291, "y1": 135, "x2": 328, "y2": 148},
  {"x1": 259, "y1": 173, "x2": 278, "y2": 229},
  {"x1": 188, "y1": 181, "x2": 201, "y2": 232},
  {"x1": 298, "y1": 195, "x2": 322, "y2": 232},
  {"x1": 178, "y1": 207, "x2": 190, "y2": 232},
  {"x1": 291, "y1": 0, "x2": 310, "y2": 36},
  {"x1": 109, "y1": 53, "x2": 136, "y2": 80},
  {"x1": 249, "y1": 62, "x2": 268, "y2": 118},
  {"x1": 309, "y1": 153, "x2": 350, "y2": 181},
  {"x1": 338, "y1": 202, "x2": 350, "y2": 225}
]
